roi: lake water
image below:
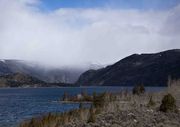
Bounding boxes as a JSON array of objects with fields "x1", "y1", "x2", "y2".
[{"x1": 0, "y1": 87, "x2": 165, "y2": 127}]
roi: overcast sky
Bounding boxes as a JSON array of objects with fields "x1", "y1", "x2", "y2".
[{"x1": 0, "y1": 0, "x2": 180, "y2": 67}]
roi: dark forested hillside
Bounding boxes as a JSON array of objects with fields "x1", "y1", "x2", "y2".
[{"x1": 76, "y1": 49, "x2": 180, "y2": 86}]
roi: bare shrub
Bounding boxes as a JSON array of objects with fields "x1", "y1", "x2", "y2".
[{"x1": 160, "y1": 94, "x2": 177, "y2": 113}]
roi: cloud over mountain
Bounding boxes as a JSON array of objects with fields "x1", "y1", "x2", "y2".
[{"x1": 0, "y1": 0, "x2": 180, "y2": 67}]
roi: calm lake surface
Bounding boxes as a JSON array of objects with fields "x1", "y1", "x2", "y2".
[{"x1": 0, "y1": 87, "x2": 165, "y2": 127}]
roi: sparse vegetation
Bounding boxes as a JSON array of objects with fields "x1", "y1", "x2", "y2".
[
  {"x1": 87, "y1": 106, "x2": 96, "y2": 123},
  {"x1": 93, "y1": 92, "x2": 107, "y2": 108},
  {"x1": 19, "y1": 113, "x2": 59, "y2": 127},
  {"x1": 61, "y1": 91, "x2": 93, "y2": 102},
  {"x1": 147, "y1": 95, "x2": 155, "y2": 107},
  {"x1": 19, "y1": 92, "x2": 110, "y2": 127},
  {"x1": 19, "y1": 108, "x2": 90, "y2": 127},
  {"x1": 20, "y1": 81, "x2": 180, "y2": 127},
  {"x1": 160, "y1": 93, "x2": 177, "y2": 113},
  {"x1": 132, "y1": 84, "x2": 145, "y2": 95}
]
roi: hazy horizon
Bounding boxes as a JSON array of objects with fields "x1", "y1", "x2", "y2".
[{"x1": 0, "y1": 0, "x2": 180, "y2": 67}]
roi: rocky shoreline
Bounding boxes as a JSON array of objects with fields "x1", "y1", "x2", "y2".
[
  {"x1": 66, "y1": 107, "x2": 180, "y2": 127},
  {"x1": 20, "y1": 81, "x2": 180, "y2": 127}
]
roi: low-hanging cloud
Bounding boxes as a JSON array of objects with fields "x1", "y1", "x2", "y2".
[{"x1": 0, "y1": 0, "x2": 180, "y2": 67}]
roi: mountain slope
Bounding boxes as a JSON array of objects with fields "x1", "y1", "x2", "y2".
[
  {"x1": 0, "y1": 60, "x2": 86, "y2": 83},
  {"x1": 0, "y1": 73, "x2": 46, "y2": 87},
  {"x1": 76, "y1": 49, "x2": 180, "y2": 86}
]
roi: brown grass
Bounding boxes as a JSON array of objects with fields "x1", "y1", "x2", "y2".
[{"x1": 19, "y1": 80, "x2": 180, "y2": 127}]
